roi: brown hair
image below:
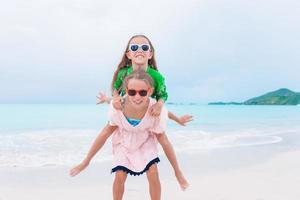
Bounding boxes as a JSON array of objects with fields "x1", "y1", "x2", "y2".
[
  {"x1": 122, "y1": 69, "x2": 154, "y2": 90},
  {"x1": 111, "y1": 34, "x2": 158, "y2": 93}
]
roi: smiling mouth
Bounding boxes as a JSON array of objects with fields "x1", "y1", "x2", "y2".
[{"x1": 133, "y1": 100, "x2": 143, "y2": 104}]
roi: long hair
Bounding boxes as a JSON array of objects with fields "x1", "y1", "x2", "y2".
[{"x1": 111, "y1": 35, "x2": 158, "y2": 93}]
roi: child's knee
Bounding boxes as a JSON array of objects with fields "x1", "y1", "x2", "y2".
[
  {"x1": 147, "y1": 165, "x2": 160, "y2": 180},
  {"x1": 114, "y1": 171, "x2": 127, "y2": 184}
]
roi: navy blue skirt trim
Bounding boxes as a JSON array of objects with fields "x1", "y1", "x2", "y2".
[{"x1": 111, "y1": 157, "x2": 160, "y2": 176}]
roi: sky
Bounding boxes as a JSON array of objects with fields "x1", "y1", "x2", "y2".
[{"x1": 1, "y1": 0, "x2": 299, "y2": 104}]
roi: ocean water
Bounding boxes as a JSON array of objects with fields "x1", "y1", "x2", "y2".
[{"x1": 0, "y1": 104, "x2": 300, "y2": 168}]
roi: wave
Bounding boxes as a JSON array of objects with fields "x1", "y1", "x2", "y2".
[
  {"x1": 0, "y1": 129, "x2": 113, "y2": 168},
  {"x1": 0, "y1": 128, "x2": 285, "y2": 167},
  {"x1": 167, "y1": 130, "x2": 282, "y2": 153}
]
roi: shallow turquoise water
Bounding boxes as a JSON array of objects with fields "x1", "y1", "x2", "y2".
[
  {"x1": 0, "y1": 104, "x2": 299, "y2": 167},
  {"x1": 1, "y1": 104, "x2": 299, "y2": 132}
]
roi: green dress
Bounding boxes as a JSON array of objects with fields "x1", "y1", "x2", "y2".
[{"x1": 113, "y1": 65, "x2": 168, "y2": 101}]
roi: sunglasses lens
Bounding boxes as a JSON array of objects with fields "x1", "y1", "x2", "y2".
[
  {"x1": 130, "y1": 45, "x2": 139, "y2": 51},
  {"x1": 139, "y1": 90, "x2": 148, "y2": 96},
  {"x1": 141, "y1": 45, "x2": 150, "y2": 51},
  {"x1": 127, "y1": 89, "x2": 148, "y2": 97},
  {"x1": 127, "y1": 89, "x2": 137, "y2": 96}
]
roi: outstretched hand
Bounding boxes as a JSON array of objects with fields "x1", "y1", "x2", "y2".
[
  {"x1": 96, "y1": 91, "x2": 111, "y2": 104},
  {"x1": 69, "y1": 161, "x2": 89, "y2": 177},
  {"x1": 177, "y1": 115, "x2": 193, "y2": 126}
]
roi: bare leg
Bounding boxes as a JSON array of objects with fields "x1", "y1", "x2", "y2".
[
  {"x1": 113, "y1": 171, "x2": 127, "y2": 200},
  {"x1": 146, "y1": 164, "x2": 161, "y2": 200},
  {"x1": 156, "y1": 133, "x2": 189, "y2": 190}
]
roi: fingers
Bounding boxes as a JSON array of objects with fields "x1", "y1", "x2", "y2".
[
  {"x1": 178, "y1": 115, "x2": 194, "y2": 126},
  {"x1": 182, "y1": 119, "x2": 193, "y2": 124},
  {"x1": 96, "y1": 94, "x2": 106, "y2": 104},
  {"x1": 97, "y1": 91, "x2": 105, "y2": 96},
  {"x1": 97, "y1": 92, "x2": 105, "y2": 99},
  {"x1": 183, "y1": 115, "x2": 193, "y2": 121},
  {"x1": 149, "y1": 108, "x2": 160, "y2": 117},
  {"x1": 69, "y1": 163, "x2": 87, "y2": 177},
  {"x1": 150, "y1": 112, "x2": 159, "y2": 117},
  {"x1": 149, "y1": 110, "x2": 157, "y2": 116},
  {"x1": 69, "y1": 167, "x2": 79, "y2": 177},
  {"x1": 149, "y1": 108, "x2": 155, "y2": 116},
  {"x1": 185, "y1": 117, "x2": 193, "y2": 122},
  {"x1": 179, "y1": 122, "x2": 186, "y2": 126},
  {"x1": 96, "y1": 96, "x2": 102, "y2": 104},
  {"x1": 148, "y1": 104, "x2": 162, "y2": 117},
  {"x1": 96, "y1": 91, "x2": 108, "y2": 104},
  {"x1": 96, "y1": 97, "x2": 105, "y2": 104}
]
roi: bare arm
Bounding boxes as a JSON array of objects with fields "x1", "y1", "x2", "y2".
[
  {"x1": 150, "y1": 98, "x2": 193, "y2": 126},
  {"x1": 155, "y1": 132, "x2": 180, "y2": 173},
  {"x1": 155, "y1": 132, "x2": 189, "y2": 190},
  {"x1": 83, "y1": 124, "x2": 117, "y2": 163},
  {"x1": 168, "y1": 111, "x2": 179, "y2": 123},
  {"x1": 69, "y1": 124, "x2": 117, "y2": 176},
  {"x1": 96, "y1": 88, "x2": 122, "y2": 105}
]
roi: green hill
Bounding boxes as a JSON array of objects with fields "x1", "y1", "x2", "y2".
[
  {"x1": 209, "y1": 88, "x2": 300, "y2": 105},
  {"x1": 244, "y1": 88, "x2": 300, "y2": 105}
]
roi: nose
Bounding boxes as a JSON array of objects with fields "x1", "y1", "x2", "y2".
[
  {"x1": 133, "y1": 93, "x2": 143, "y2": 100},
  {"x1": 136, "y1": 47, "x2": 144, "y2": 53},
  {"x1": 134, "y1": 93, "x2": 142, "y2": 98}
]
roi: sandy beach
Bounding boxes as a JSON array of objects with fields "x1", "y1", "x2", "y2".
[{"x1": 1, "y1": 148, "x2": 300, "y2": 200}]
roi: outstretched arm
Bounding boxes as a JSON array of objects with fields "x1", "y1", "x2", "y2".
[
  {"x1": 69, "y1": 124, "x2": 117, "y2": 177},
  {"x1": 96, "y1": 90, "x2": 123, "y2": 111},
  {"x1": 149, "y1": 97, "x2": 193, "y2": 126},
  {"x1": 168, "y1": 111, "x2": 193, "y2": 126}
]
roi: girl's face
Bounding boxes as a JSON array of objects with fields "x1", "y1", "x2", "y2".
[
  {"x1": 126, "y1": 37, "x2": 153, "y2": 66},
  {"x1": 126, "y1": 79, "x2": 153, "y2": 108}
]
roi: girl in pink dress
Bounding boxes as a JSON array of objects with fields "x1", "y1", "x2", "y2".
[
  {"x1": 70, "y1": 70, "x2": 174, "y2": 200},
  {"x1": 70, "y1": 35, "x2": 189, "y2": 192}
]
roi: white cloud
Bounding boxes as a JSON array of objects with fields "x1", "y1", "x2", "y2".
[{"x1": 1, "y1": 0, "x2": 300, "y2": 103}]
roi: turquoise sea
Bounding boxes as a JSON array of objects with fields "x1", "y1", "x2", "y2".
[{"x1": 1, "y1": 104, "x2": 300, "y2": 167}]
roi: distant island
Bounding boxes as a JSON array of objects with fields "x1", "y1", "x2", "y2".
[
  {"x1": 166, "y1": 102, "x2": 198, "y2": 106},
  {"x1": 209, "y1": 88, "x2": 300, "y2": 105}
]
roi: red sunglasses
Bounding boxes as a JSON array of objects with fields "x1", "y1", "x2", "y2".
[{"x1": 126, "y1": 88, "x2": 148, "y2": 97}]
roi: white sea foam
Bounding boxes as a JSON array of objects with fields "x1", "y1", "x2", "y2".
[
  {"x1": 167, "y1": 130, "x2": 283, "y2": 153},
  {"x1": 0, "y1": 129, "x2": 113, "y2": 168},
  {"x1": 0, "y1": 128, "x2": 287, "y2": 167}
]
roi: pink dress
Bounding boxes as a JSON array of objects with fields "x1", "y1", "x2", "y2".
[{"x1": 108, "y1": 98, "x2": 168, "y2": 176}]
